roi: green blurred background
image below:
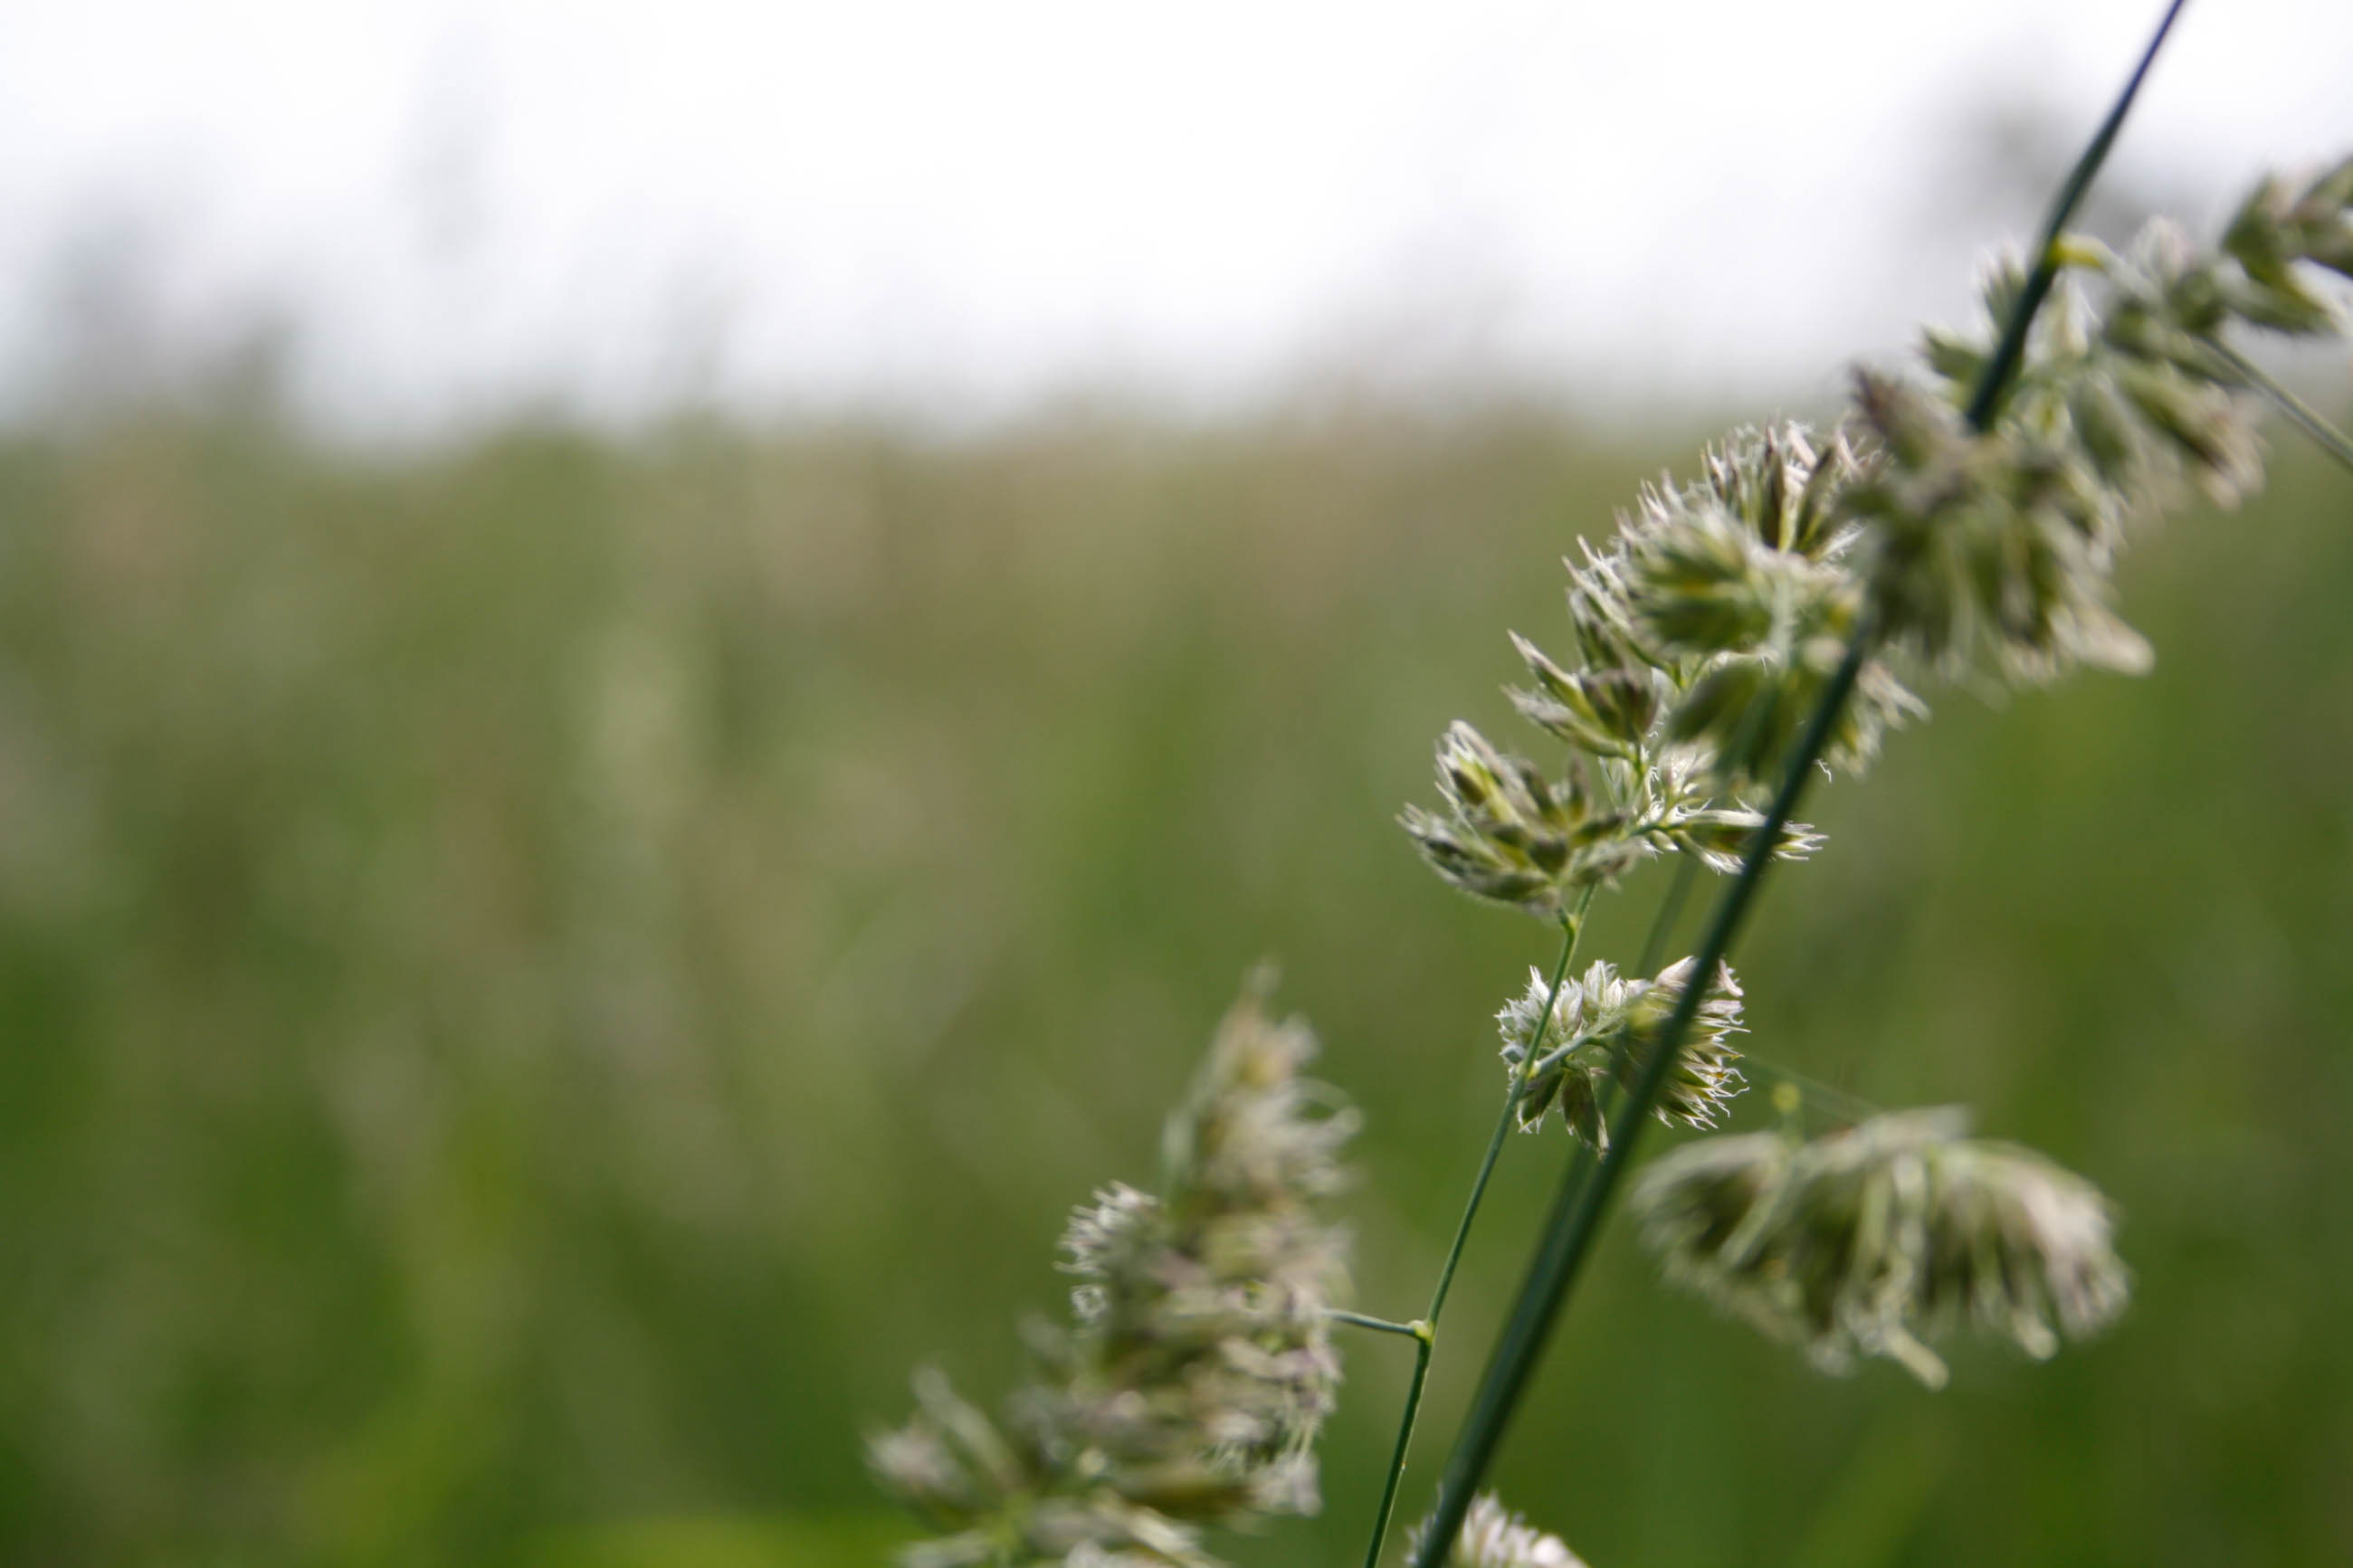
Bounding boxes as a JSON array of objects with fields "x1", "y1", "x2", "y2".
[{"x1": 0, "y1": 397, "x2": 2348, "y2": 1567}]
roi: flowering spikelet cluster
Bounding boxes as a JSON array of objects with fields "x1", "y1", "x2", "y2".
[
  {"x1": 1861, "y1": 157, "x2": 2353, "y2": 686},
  {"x1": 1389, "y1": 166, "x2": 2347, "y2": 1439},
  {"x1": 1607, "y1": 425, "x2": 1927, "y2": 790},
  {"x1": 1400, "y1": 423, "x2": 1886, "y2": 920},
  {"x1": 1408, "y1": 165, "x2": 2352, "y2": 907},
  {"x1": 1498, "y1": 957, "x2": 1747, "y2": 1152},
  {"x1": 1408, "y1": 1494, "x2": 1587, "y2": 1568},
  {"x1": 1628, "y1": 1108, "x2": 2130, "y2": 1389},
  {"x1": 871, "y1": 976, "x2": 1356, "y2": 1566}
]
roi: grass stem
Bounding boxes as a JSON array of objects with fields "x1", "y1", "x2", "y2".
[
  {"x1": 1358, "y1": 888, "x2": 1593, "y2": 1568},
  {"x1": 1967, "y1": 0, "x2": 2189, "y2": 432}
]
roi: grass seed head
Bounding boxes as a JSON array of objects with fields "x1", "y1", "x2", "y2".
[
  {"x1": 1498, "y1": 958, "x2": 1747, "y2": 1152},
  {"x1": 1631, "y1": 1109, "x2": 2130, "y2": 1388}
]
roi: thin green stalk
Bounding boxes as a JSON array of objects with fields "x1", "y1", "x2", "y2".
[
  {"x1": 1361, "y1": 1324, "x2": 1436, "y2": 1568},
  {"x1": 1359, "y1": 889, "x2": 1595, "y2": 1568},
  {"x1": 1405, "y1": 9, "x2": 2186, "y2": 1560},
  {"x1": 2205, "y1": 335, "x2": 2353, "y2": 477},
  {"x1": 1735, "y1": 1055, "x2": 1883, "y2": 1127},
  {"x1": 1330, "y1": 1309, "x2": 1431, "y2": 1340},
  {"x1": 1428, "y1": 908, "x2": 1593, "y2": 1321}
]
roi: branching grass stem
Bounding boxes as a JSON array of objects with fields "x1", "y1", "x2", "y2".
[{"x1": 1358, "y1": 886, "x2": 1596, "y2": 1568}]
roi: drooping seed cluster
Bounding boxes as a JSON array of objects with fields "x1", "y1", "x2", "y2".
[
  {"x1": 1497, "y1": 958, "x2": 1747, "y2": 1153},
  {"x1": 1627, "y1": 1108, "x2": 2131, "y2": 1389},
  {"x1": 870, "y1": 978, "x2": 1356, "y2": 1567},
  {"x1": 1410, "y1": 1493, "x2": 1588, "y2": 1568}
]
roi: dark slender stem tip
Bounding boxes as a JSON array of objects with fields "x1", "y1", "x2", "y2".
[{"x1": 1967, "y1": 0, "x2": 2188, "y2": 433}]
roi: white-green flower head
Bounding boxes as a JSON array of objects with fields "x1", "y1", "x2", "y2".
[
  {"x1": 2228, "y1": 155, "x2": 2353, "y2": 276},
  {"x1": 1024, "y1": 1497, "x2": 1219, "y2": 1568},
  {"x1": 1400, "y1": 722, "x2": 1643, "y2": 919},
  {"x1": 1924, "y1": 245, "x2": 2227, "y2": 510},
  {"x1": 1630, "y1": 1108, "x2": 2130, "y2": 1389},
  {"x1": 1847, "y1": 370, "x2": 2158, "y2": 688},
  {"x1": 1699, "y1": 422, "x2": 1860, "y2": 558},
  {"x1": 1424, "y1": 413, "x2": 1927, "y2": 848},
  {"x1": 1507, "y1": 631, "x2": 1668, "y2": 764},
  {"x1": 1658, "y1": 803, "x2": 1826, "y2": 875},
  {"x1": 1623, "y1": 751, "x2": 1825, "y2": 874},
  {"x1": 1164, "y1": 971, "x2": 1358, "y2": 1218},
  {"x1": 877, "y1": 978, "x2": 1356, "y2": 1568},
  {"x1": 1660, "y1": 641, "x2": 1924, "y2": 793},
  {"x1": 1403, "y1": 713, "x2": 1831, "y2": 915},
  {"x1": 868, "y1": 1367, "x2": 1031, "y2": 1530},
  {"x1": 1410, "y1": 1494, "x2": 1587, "y2": 1568},
  {"x1": 1624, "y1": 485, "x2": 1859, "y2": 664},
  {"x1": 1577, "y1": 424, "x2": 1923, "y2": 791},
  {"x1": 1061, "y1": 1183, "x2": 1167, "y2": 1329},
  {"x1": 1876, "y1": 160, "x2": 2353, "y2": 696},
  {"x1": 1498, "y1": 957, "x2": 1746, "y2": 1152},
  {"x1": 1912, "y1": 1134, "x2": 2133, "y2": 1361}
]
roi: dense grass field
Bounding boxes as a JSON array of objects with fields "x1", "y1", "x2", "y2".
[{"x1": 0, "y1": 404, "x2": 2348, "y2": 1566}]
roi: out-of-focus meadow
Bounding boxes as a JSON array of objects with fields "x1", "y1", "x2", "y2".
[{"x1": 1, "y1": 394, "x2": 2349, "y2": 1568}]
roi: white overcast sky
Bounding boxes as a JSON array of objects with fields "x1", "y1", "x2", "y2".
[{"x1": 0, "y1": 0, "x2": 2348, "y2": 430}]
